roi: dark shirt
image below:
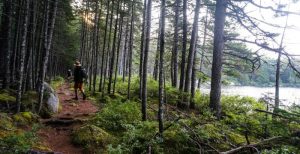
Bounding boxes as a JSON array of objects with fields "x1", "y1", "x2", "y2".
[{"x1": 74, "y1": 66, "x2": 85, "y2": 83}]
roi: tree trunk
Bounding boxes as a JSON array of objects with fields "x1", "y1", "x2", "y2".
[
  {"x1": 158, "y1": 0, "x2": 166, "y2": 136},
  {"x1": 139, "y1": 0, "x2": 147, "y2": 99},
  {"x1": 209, "y1": 0, "x2": 227, "y2": 119},
  {"x1": 183, "y1": 0, "x2": 201, "y2": 108},
  {"x1": 99, "y1": 0, "x2": 111, "y2": 92},
  {"x1": 177, "y1": 0, "x2": 187, "y2": 108},
  {"x1": 1, "y1": 0, "x2": 13, "y2": 89},
  {"x1": 127, "y1": 1, "x2": 135, "y2": 99},
  {"x1": 198, "y1": 7, "x2": 209, "y2": 89},
  {"x1": 274, "y1": 13, "x2": 289, "y2": 111},
  {"x1": 108, "y1": 0, "x2": 120, "y2": 94},
  {"x1": 103, "y1": 0, "x2": 115, "y2": 94},
  {"x1": 153, "y1": 17, "x2": 161, "y2": 81},
  {"x1": 93, "y1": 0, "x2": 102, "y2": 93},
  {"x1": 142, "y1": 0, "x2": 152, "y2": 121},
  {"x1": 113, "y1": 9, "x2": 124, "y2": 94},
  {"x1": 179, "y1": 0, "x2": 188, "y2": 91},
  {"x1": 122, "y1": 18, "x2": 130, "y2": 82},
  {"x1": 171, "y1": 0, "x2": 180, "y2": 88},
  {"x1": 16, "y1": 0, "x2": 30, "y2": 113},
  {"x1": 190, "y1": 44, "x2": 198, "y2": 109},
  {"x1": 38, "y1": 0, "x2": 58, "y2": 113}
]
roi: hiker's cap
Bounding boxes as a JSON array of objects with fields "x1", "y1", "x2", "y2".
[{"x1": 74, "y1": 60, "x2": 81, "y2": 66}]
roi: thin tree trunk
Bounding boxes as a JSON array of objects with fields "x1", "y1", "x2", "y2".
[
  {"x1": 142, "y1": 0, "x2": 152, "y2": 121},
  {"x1": 38, "y1": 0, "x2": 58, "y2": 113},
  {"x1": 177, "y1": 0, "x2": 188, "y2": 108},
  {"x1": 108, "y1": 0, "x2": 120, "y2": 94},
  {"x1": 139, "y1": 0, "x2": 147, "y2": 99},
  {"x1": 127, "y1": 1, "x2": 135, "y2": 99},
  {"x1": 198, "y1": 7, "x2": 209, "y2": 89},
  {"x1": 183, "y1": 0, "x2": 201, "y2": 108},
  {"x1": 122, "y1": 19, "x2": 130, "y2": 82},
  {"x1": 171, "y1": 0, "x2": 180, "y2": 88},
  {"x1": 209, "y1": 0, "x2": 227, "y2": 119},
  {"x1": 113, "y1": 9, "x2": 124, "y2": 94},
  {"x1": 190, "y1": 44, "x2": 198, "y2": 109},
  {"x1": 103, "y1": 0, "x2": 115, "y2": 94},
  {"x1": 1, "y1": 0, "x2": 13, "y2": 89},
  {"x1": 179, "y1": 0, "x2": 188, "y2": 91},
  {"x1": 99, "y1": 0, "x2": 110, "y2": 92},
  {"x1": 93, "y1": 0, "x2": 101, "y2": 93},
  {"x1": 274, "y1": 12, "x2": 289, "y2": 111},
  {"x1": 16, "y1": 0, "x2": 30, "y2": 113},
  {"x1": 153, "y1": 17, "x2": 161, "y2": 81},
  {"x1": 158, "y1": 0, "x2": 166, "y2": 136}
]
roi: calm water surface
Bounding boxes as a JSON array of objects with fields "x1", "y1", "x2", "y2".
[{"x1": 200, "y1": 86, "x2": 300, "y2": 106}]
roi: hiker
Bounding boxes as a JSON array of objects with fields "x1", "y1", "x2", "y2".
[{"x1": 73, "y1": 60, "x2": 87, "y2": 100}]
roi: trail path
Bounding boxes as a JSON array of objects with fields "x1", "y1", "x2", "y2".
[{"x1": 37, "y1": 83, "x2": 98, "y2": 154}]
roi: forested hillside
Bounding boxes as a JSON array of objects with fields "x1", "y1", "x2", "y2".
[{"x1": 0, "y1": 0, "x2": 300, "y2": 153}]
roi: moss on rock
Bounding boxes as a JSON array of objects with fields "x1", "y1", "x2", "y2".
[
  {"x1": 72, "y1": 124, "x2": 112, "y2": 150},
  {"x1": 13, "y1": 112, "x2": 39, "y2": 126}
]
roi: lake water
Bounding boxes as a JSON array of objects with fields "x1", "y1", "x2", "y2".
[{"x1": 200, "y1": 86, "x2": 300, "y2": 106}]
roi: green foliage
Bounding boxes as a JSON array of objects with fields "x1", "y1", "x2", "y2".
[
  {"x1": 92, "y1": 100, "x2": 141, "y2": 132},
  {"x1": 12, "y1": 112, "x2": 39, "y2": 126},
  {"x1": 50, "y1": 76, "x2": 65, "y2": 90},
  {"x1": 262, "y1": 145, "x2": 300, "y2": 154},
  {"x1": 72, "y1": 124, "x2": 112, "y2": 153},
  {"x1": 0, "y1": 113, "x2": 40, "y2": 154},
  {"x1": 108, "y1": 121, "x2": 160, "y2": 153},
  {"x1": 0, "y1": 92, "x2": 15, "y2": 103}
]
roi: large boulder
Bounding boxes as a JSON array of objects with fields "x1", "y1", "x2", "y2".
[{"x1": 43, "y1": 82, "x2": 60, "y2": 113}]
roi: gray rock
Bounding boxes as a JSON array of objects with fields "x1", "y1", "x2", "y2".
[{"x1": 43, "y1": 82, "x2": 59, "y2": 113}]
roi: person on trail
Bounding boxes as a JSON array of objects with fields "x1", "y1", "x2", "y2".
[{"x1": 73, "y1": 60, "x2": 87, "y2": 100}]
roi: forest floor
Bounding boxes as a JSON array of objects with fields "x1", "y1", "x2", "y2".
[{"x1": 37, "y1": 83, "x2": 98, "y2": 154}]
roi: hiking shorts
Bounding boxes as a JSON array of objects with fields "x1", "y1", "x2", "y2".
[{"x1": 74, "y1": 82, "x2": 84, "y2": 91}]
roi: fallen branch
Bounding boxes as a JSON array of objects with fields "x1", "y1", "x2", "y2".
[
  {"x1": 255, "y1": 109, "x2": 300, "y2": 123},
  {"x1": 220, "y1": 136, "x2": 284, "y2": 154}
]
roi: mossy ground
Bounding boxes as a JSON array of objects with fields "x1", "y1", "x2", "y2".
[
  {"x1": 0, "y1": 78, "x2": 65, "y2": 153},
  {"x1": 80, "y1": 76, "x2": 300, "y2": 153}
]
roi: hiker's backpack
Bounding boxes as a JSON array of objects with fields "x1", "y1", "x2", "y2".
[{"x1": 81, "y1": 68, "x2": 88, "y2": 79}]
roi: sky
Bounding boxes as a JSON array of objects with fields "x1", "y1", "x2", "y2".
[
  {"x1": 235, "y1": 0, "x2": 300, "y2": 59},
  {"x1": 72, "y1": 0, "x2": 300, "y2": 59}
]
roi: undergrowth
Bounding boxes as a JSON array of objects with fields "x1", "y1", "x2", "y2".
[{"x1": 80, "y1": 76, "x2": 300, "y2": 153}]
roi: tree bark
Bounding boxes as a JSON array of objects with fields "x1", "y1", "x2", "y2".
[
  {"x1": 158, "y1": 0, "x2": 166, "y2": 136},
  {"x1": 179, "y1": 0, "x2": 188, "y2": 91},
  {"x1": 93, "y1": 0, "x2": 102, "y2": 93},
  {"x1": 127, "y1": 1, "x2": 135, "y2": 99},
  {"x1": 99, "y1": 0, "x2": 111, "y2": 92},
  {"x1": 177, "y1": 0, "x2": 188, "y2": 108},
  {"x1": 16, "y1": 0, "x2": 30, "y2": 113},
  {"x1": 113, "y1": 8, "x2": 124, "y2": 94},
  {"x1": 275, "y1": 13, "x2": 289, "y2": 111},
  {"x1": 198, "y1": 7, "x2": 209, "y2": 89},
  {"x1": 1, "y1": 0, "x2": 13, "y2": 89},
  {"x1": 108, "y1": 0, "x2": 120, "y2": 94},
  {"x1": 38, "y1": 0, "x2": 58, "y2": 113},
  {"x1": 142, "y1": 0, "x2": 152, "y2": 121},
  {"x1": 183, "y1": 0, "x2": 201, "y2": 108},
  {"x1": 139, "y1": 0, "x2": 147, "y2": 99},
  {"x1": 171, "y1": 0, "x2": 180, "y2": 88},
  {"x1": 209, "y1": 0, "x2": 227, "y2": 119}
]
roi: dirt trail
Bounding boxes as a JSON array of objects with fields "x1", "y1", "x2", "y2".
[{"x1": 37, "y1": 83, "x2": 98, "y2": 154}]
